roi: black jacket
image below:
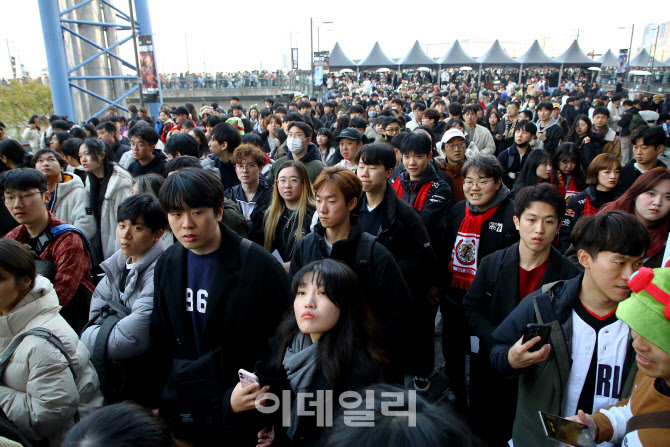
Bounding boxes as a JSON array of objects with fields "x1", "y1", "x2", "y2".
[
  {"x1": 563, "y1": 133, "x2": 602, "y2": 173},
  {"x1": 112, "y1": 139, "x2": 130, "y2": 161},
  {"x1": 289, "y1": 220, "x2": 413, "y2": 373},
  {"x1": 618, "y1": 108, "x2": 642, "y2": 137},
  {"x1": 127, "y1": 149, "x2": 168, "y2": 177},
  {"x1": 431, "y1": 120, "x2": 447, "y2": 141},
  {"x1": 535, "y1": 120, "x2": 565, "y2": 154},
  {"x1": 146, "y1": 224, "x2": 291, "y2": 443},
  {"x1": 498, "y1": 144, "x2": 533, "y2": 189},
  {"x1": 224, "y1": 175, "x2": 273, "y2": 245},
  {"x1": 393, "y1": 163, "x2": 453, "y2": 251},
  {"x1": 558, "y1": 186, "x2": 620, "y2": 253},
  {"x1": 619, "y1": 158, "x2": 667, "y2": 191},
  {"x1": 560, "y1": 104, "x2": 578, "y2": 127}
]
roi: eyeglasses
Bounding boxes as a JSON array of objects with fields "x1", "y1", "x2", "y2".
[
  {"x1": 444, "y1": 142, "x2": 467, "y2": 150},
  {"x1": 385, "y1": 127, "x2": 401, "y2": 134},
  {"x1": 3, "y1": 191, "x2": 42, "y2": 205},
  {"x1": 278, "y1": 178, "x2": 301, "y2": 186},
  {"x1": 235, "y1": 163, "x2": 258, "y2": 171},
  {"x1": 463, "y1": 179, "x2": 495, "y2": 189}
]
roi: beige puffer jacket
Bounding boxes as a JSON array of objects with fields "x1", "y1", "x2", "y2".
[{"x1": 0, "y1": 276, "x2": 103, "y2": 446}]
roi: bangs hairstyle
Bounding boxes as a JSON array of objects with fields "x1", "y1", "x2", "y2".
[
  {"x1": 313, "y1": 167, "x2": 362, "y2": 204},
  {"x1": 571, "y1": 210, "x2": 650, "y2": 259},
  {"x1": 231, "y1": 144, "x2": 266, "y2": 166},
  {"x1": 0, "y1": 168, "x2": 48, "y2": 194},
  {"x1": 514, "y1": 120, "x2": 537, "y2": 135},
  {"x1": 553, "y1": 143, "x2": 586, "y2": 190},
  {"x1": 133, "y1": 173, "x2": 165, "y2": 198},
  {"x1": 159, "y1": 167, "x2": 224, "y2": 213},
  {"x1": 354, "y1": 143, "x2": 396, "y2": 170},
  {"x1": 264, "y1": 160, "x2": 314, "y2": 253},
  {"x1": 128, "y1": 125, "x2": 159, "y2": 145},
  {"x1": 62, "y1": 138, "x2": 83, "y2": 162},
  {"x1": 272, "y1": 259, "x2": 384, "y2": 394},
  {"x1": 586, "y1": 153, "x2": 621, "y2": 185},
  {"x1": 513, "y1": 183, "x2": 566, "y2": 220},
  {"x1": 164, "y1": 133, "x2": 199, "y2": 158},
  {"x1": 0, "y1": 239, "x2": 36, "y2": 290},
  {"x1": 400, "y1": 133, "x2": 432, "y2": 156},
  {"x1": 461, "y1": 154, "x2": 504, "y2": 182},
  {"x1": 82, "y1": 138, "x2": 117, "y2": 164},
  {"x1": 32, "y1": 149, "x2": 68, "y2": 171},
  {"x1": 600, "y1": 167, "x2": 670, "y2": 258},
  {"x1": 0, "y1": 139, "x2": 27, "y2": 166},
  {"x1": 117, "y1": 193, "x2": 168, "y2": 233}
]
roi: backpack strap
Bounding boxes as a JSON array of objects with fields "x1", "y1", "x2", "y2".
[
  {"x1": 625, "y1": 411, "x2": 670, "y2": 434},
  {"x1": 0, "y1": 328, "x2": 76, "y2": 381},
  {"x1": 38, "y1": 224, "x2": 91, "y2": 251},
  {"x1": 355, "y1": 233, "x2": 377, "y2": 276}
]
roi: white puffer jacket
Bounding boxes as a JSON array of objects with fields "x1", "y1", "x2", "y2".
[
  {"x1": 50, "y1": 173, "x2": 97, "y2": 241},
  {"x1": 85, "y1": 165, "x2": 134, "y2": 259},
  {"x1": 0, "y1": 276, "x2": 103, "y2": 446}
]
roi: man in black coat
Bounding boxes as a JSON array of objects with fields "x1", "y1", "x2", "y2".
[
  {"x1": 146, "y1": 168, "x2": 291, "y2": 446},
  {"x1": 461, "y1": 184, "x2": 581, "y2": 446},
  {"x1": 290, "y1": 166, "x2": 413, "y2": 381},
  {"x1": 127, "y1": 125, "x2": 167, "y2": 177}
]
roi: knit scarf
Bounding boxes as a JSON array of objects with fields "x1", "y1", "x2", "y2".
[
  {"x1": 450, "y1": 204, "x2": 502, "y2": 290},
  {"x1": 282, "y1": 332, "x2": 320, "y2": 439},
  {"x1": 583, "y1": 197, "x2": 597, "y2": 216}
]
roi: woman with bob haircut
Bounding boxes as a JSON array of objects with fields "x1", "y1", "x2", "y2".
[
  {"x1": 231, "y1": 259, "x2": 384, "y2": 446},
  {"x1": 563, "y1": 114, "x2": 602, "y2": 172},
  {"x1": 0, "y1": 239, "x2": 103, "y2": 446},
  {"x1": 80, "y1": 138, "x2": 134, "y2": 264},
  {"x1": 600, "y1": 167, "x2": 670, "y2": 267},
  {"x1": 264, "y1": 160, "x2": 315, "y2": 271},
  {"x1": 558, "y1": 153, "x2": 622, "y2": 253}
]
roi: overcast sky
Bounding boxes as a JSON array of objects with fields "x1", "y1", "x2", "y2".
[{"x1": 0, "y1": 0, "x2": 666, "y2": 79}]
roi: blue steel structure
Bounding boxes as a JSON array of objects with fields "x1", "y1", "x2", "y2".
[{"x1": 37, "y1": 0, "x2": 162, "y2": 122}]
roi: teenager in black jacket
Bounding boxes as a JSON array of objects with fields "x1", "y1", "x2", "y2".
[
  {"x1": 462, "y1": 184, "x2": 581, "y2": 446},
  {"x1": 145, "y1": 168, "x2": 292, "y2": 446}
]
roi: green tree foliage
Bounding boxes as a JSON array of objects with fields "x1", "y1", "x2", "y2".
[{"x1": 0, "y1": 80, "x2": 53, "y2": 139}]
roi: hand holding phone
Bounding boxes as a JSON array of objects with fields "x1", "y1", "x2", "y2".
[
  {"x1": 238, "y1": 368, "x2": 259, "y2": 388},
  {"x1": 523, "y1": 323, "x2": 551, "y2": 352},
  {"x1": 540, "y1": 411, "x2": 597, "y2": 447}
]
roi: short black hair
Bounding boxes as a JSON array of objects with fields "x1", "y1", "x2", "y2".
[
  {"x1": 515, "y1": 120, "x2": 537, "y2": 135},
  {"x1": 159, "y1": 167, "x2": 224, "y2": 213},
  {"x1": 592, "y1": 107, "x2": 610, "y2": 118},
  {"x1": 400, "y1": 133, "x2": 432, "y2": 156},
  {"x1": 382, "y1": 117, "x2": 401, "y2": 128},
  {"x1": 513, "y1": 183, "x2": 566, "y2": 219},
  {"x1": 462, "y1": 104, "x2": 479, "y2": 115},
  {"x1": 117, "y1": 193, "x2": 168, "y2": 233},
  {"x1": 287, "y1": 121, "x2": 313, "y2": 139},
  {"x1": 413, "y1": 102, "x2": 427, "y2": 111},
  {"x1": 128, "y1": 125, "x2": 159, "y2": 145},
  {"x1": 62, "y1": 138, "x2": 83, "y2": 162},
  {"x1": 572, "y1": 210, "x2": 650, "y2": 259},
  {"x1": 210, "y1": 123, "x2": 241, "y2": 152},
  {"x1": 164, "y1": 133, "x2": 199, "y2": 158},
  {"x1": 389, "y1": 132, "x2": 409, "y2": 150},
  {"x1": 349, "y1": 117, "x2": 367, "y2": 130},
  {"x1": 96, "y1": 122, "x2": 117, "y2": 135},
  {"x1": 349, "y1": 104, "x2": 365, "y2": 115},
  {"x1": 536, "y1": 101, "x2": 554, "y2": 112},
  {"x1": 165, "y1": 155, "x2": 201, "y2": 174},
  {"x1": 51, "y1": 120, "x2": 70, "y2": 131},
  {"x1": 622, "y1": 99, "x2": 634, "y2": 107},
  {"x1": 232, "y1": 104, "x2": 244, "y2": 111},
  {"x1": 631, "y1": 125, "x2": 666, "y2": 148},
  {"x1": 298, "y1": 100, "x2": 312, "y2": 110},
  {"x1": 206, "y1": 115, "x2": 223, "y2": 128},
  {"x1": 0, "y1": 168, "x2": 47, "y2": 194},
  {"x1": 0, "y1": 140, "x2": 27, "y2": 166},
  {"x1": 284, "y1": 111, "x2": 305, "y2": 123},
  {"x1": 461, "y1": 154, "x2": 504, "y2": 182},
  {"x1": 68, "y1": 127, "x2": 86, "y2": 139},
  {"x1": 355, "y1": 143, "x2": 396, "y2": 170},
  {"x1": 448, "y1": 102, "x2": 462, "y2": 116},
  {"x1": 32, "y1": 149, "x2": 68, "y2": 171},
  {"x1": 241, "y1": 132, "x2": 263, "y2": 148}
]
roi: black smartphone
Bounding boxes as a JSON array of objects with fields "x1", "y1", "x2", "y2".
[
  {"x1": 539, "y1": 411, "x2": 596, "y2": 447},
  {"x1": 523, "y1": 323, "x2": 551, "y2": 352}
]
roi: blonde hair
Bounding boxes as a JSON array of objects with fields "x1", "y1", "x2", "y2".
[{"x1": 264, "y1": 161, "x2": 315, "y2": 254}]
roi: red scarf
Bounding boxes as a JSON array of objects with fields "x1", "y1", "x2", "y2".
[
  {"x1": 449, "y1": 204, "x2": 502, "y2": 290},
  {"x1": 392, "y1": 177, "x2": 434, "y2": 211},
  {"x1": 555, "y1": 171, "x2": 582, "y2": 204},
  {"x1": 583, "y1": 197, "x2": 597, "y2": 215}
]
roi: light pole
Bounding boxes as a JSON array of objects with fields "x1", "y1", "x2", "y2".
[
  {"x1": 617, "y1": 25, "x2": 635, "y2": 82},
  {"x1": 648, "y1": 25, "x2": 661, "y2": 90}
]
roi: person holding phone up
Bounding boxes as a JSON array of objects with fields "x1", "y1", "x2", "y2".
[{"x1": 489, "y1": 211, "x2": 650, "y2": 447}]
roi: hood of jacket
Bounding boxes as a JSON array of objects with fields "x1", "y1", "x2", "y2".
[
  {"x1": 287, "y1": 143, "x2": 321, "y2": 164},
  {"x1": 466, "y1": 182, "x2": 511, "y2": 214},
  {"x1": 0, "y1": 276, "x2": 60, "y2": 337},
  {"x1": 100, "y1": 241, "x2": 164, "y2": 300},
  {"x1": 142, "y1": 149, "x2": 168, "y2": 168},
  {"x1": 432, "y1": 120, "x2": 447, "y2": 136},
  {"x1": 54, "y1": 172, "x2": 85, "y2": 199}
]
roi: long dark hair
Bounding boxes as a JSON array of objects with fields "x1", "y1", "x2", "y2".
[
  {"x1": 553, "y1": 143, "x2": 586, "y2": 190},
  {"x1": 515, "y1": 149, "x2": 556, "y2": 188},
  {"x1": 273, "y1": 259, "x2": 385, "y2": 393},
  {"x1": 333, "y1": 114, "x2": 350, "y2": 138},
  {"x1": 566, "y1": 114, "x2": 593, "y2": 143}
]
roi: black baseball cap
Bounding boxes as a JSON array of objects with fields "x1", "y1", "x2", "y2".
[
  {"x1": 334, "y1": 128, "x2": 362, "y2": 142},
  {"x1": 172, "y1": 106, "x2": 189, "y2": 116}
]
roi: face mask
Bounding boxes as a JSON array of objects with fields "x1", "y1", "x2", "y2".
[
  {"x1": 287, "y1": 137, "x2": 304, "y2": 153},
  {"x1": 368, "y1": 111, "x2": 377, "y2": 118}
]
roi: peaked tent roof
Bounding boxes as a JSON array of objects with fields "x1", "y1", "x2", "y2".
[
  {"x1": 629, "y1": 48, "x2": 668, "y2": 68},
  {"x1": 597, "y1": 50, "x2": 619, "y2": 67},
  {"x1": 358, "y1": 42, "x2": 396, "y2": 70},
  {"x1": 665, "y1": 56, "x2": 670, "y2": 67},
  {"x1": 553, "y1": 40, "x2": 600, "y2": 67},
  {"x1": 515, "y1": 40, "x2": 561, "y2": 67},
  {"x1": 437, "y1": 40, "x2": 479, "y2": 67},
  {"x1": 328, "y1": 42, "x2": 358, "y2": 70},
  {"x1": 398, "y1": 40, "x2": 438, "y2": 68},
  {"x1": 476, "y1": 40, "x2": 519, "y2": 67}
]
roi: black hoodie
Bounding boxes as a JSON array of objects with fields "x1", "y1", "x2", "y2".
[{"x1": 127, "y1": 149, "x2": 168, "y2": 177}]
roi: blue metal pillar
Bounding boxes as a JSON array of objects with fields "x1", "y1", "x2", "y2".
[
  {"x1": 38, "y1": 0, "x2": 77, "y2": 121},
  {"x1": 134, "y1": 0, "x2": 163, "y2": 118}
]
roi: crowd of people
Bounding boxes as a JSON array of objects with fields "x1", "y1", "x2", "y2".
[{"x1": 0, "y1": 69, "x2": 669, "y2": 447}]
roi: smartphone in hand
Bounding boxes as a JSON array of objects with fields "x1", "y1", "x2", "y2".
[
  {"x1": 238, "y1": 369, "x2": 259, "y2": 388},
  {"x1": 523, "y1": 323, "x2": 551, "y2": 352}
]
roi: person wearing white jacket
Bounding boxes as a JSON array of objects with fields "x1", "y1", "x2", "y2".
[
  {"x1": 32, "y1": 149, "x2": 97, "y2": 241},
  {"x1": 0, "y1": 239, "x2": 103, "y2": 446},
  {"x1": 81, "y1": 194, "x2": 166, "y2": 404},
  {"x1": 79, "y1": 138, "x2": 134, "y2": 264}
]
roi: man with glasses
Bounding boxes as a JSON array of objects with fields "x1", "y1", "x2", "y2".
[
  {"x1": 439, "y1": 129, "x2": 468, "y2": 202},
  {"x1": 374, "y1": 117, "x2": 402, "y2": 145},
  {"x1": 441, "y1": 154, "x2": 519, "y2": 414},
  {"x1": 224, "y1": 144, "x2": 272, "y2": 245},
  {"x1": 1, "y1": 168, "x2": 94, "y2": 332}
]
